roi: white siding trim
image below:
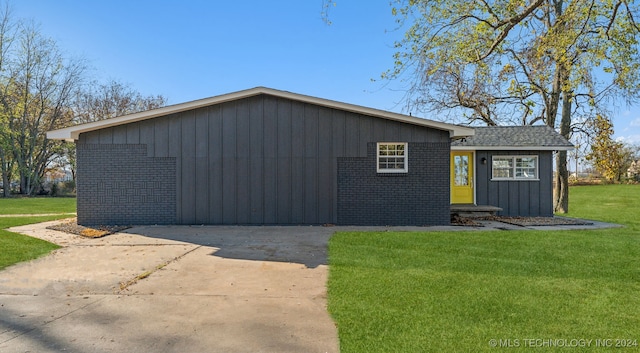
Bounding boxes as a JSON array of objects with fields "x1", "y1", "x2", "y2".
[
  {"x1": 452, "y1": 145, "x2": 573, "y2": 151},
  {"x1": 48, "y1": 87, "x2": 475, "y2": 141}
]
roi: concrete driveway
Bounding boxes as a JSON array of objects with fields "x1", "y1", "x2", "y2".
[{"x1": 0, "y1": 221, "x2": 339, "y2": 353}]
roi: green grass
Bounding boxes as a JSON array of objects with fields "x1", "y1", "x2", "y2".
[
  {"x1": 0, "y1": 198, "x2": 76, "y2": 270},
  {"x1": 568, "y1": 184, "x2": 640, "y2": 229},
  {"x1": 0, "y1": 197, "x2": 76, "y2": 214},
  {"x1": 328, "y1": 185, "x2": 640, "y2": 353}
]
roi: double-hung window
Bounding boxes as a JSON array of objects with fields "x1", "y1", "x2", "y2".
[
  {"x1": 492, "y1": 156, "x2": 538, "y2": 180},
  {"x1": 377, "y1": 143, "x2": 408, "y2": 173}
]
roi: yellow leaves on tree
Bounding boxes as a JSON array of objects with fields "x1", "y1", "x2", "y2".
[{"x1": 586, "y1": 115, "x2": 625, "y2": 182}]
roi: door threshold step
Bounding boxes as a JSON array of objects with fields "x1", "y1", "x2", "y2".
[{"x1": 450, "y1": 204, "x2": 503, "y2": 218}]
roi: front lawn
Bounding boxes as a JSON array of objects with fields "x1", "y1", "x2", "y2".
[
  {"x1": 0, "y1": 197, "x2": 76, "y2": 270},
  {"x1": 328, "y1": 185, "x2": 640, "y2": 352},
  {"x1": 569, "y1": 184, "x2": 640, "y2": 229},
  {"x1": 0, "y1": 196, "x2": 76, "y2": 215}
]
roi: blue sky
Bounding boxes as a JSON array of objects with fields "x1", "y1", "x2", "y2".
[{"x1": 13, "y1": 0, "x2": 640, "y2": 144}]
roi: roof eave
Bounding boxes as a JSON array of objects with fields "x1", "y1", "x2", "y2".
[
  {"x1": 46, "y1": 87, "x2": 475, "y2": 141},
  {"x1": 47, "y1": 88, "x2": 268, "y2": 140},
  {"x1": 260, "y1": 88, "x2": 475, "y2": 137},
  {"x1": 451, "y1": 145, "x2": 574, "y2": 151}
]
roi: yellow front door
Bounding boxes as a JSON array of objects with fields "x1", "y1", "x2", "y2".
[{"x1": 451, "y1": 151, "x2": 474, "y2": 204}]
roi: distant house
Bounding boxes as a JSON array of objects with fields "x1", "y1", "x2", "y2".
[
  {"x1": 45, "y1": 168, "x2": 73, "y2": 184},
  {"x1": 47, "y1": 87, "x2": 572, "y2": 226},
  {"x1": 628, "y1": 160, "x2": 640, "y2": 180}
]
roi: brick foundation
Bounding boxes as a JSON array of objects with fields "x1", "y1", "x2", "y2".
[
  {"x1": 337, "y1": 142, "x2": 450, "y2": 226},
  {"x1": 76, "y1": 144, "x2": 176, "y2": 226}
]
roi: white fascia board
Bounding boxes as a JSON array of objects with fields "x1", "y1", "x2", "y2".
[
  {"x1": 451, "y1": 145, "x2": 573, "y2": 151},
  {"x1": 47, "y1": 87, "x2": 475, "y2": 140},
  {"x1": 272, "y1": 89, "x2": 475, "y2": 138},
  {"x1": 47, "y1": 88, "x2": 267, "y2": 141}
]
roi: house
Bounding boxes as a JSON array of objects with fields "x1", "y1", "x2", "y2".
[
  {"x1": 628, "y1": 160, "x2": 640, "y2": 181},
  {"x1": 452, "y1": 126, "x2": 573, "y2": 217},
  {"x1": 47, "y1": 87, "x2": 572, "y2": 226}
]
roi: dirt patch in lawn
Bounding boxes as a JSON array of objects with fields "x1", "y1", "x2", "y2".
[
  {"x1": 450, "y1": 214, "x2": 485, "y2": 227},
  {"x1": 451, "y1": 215, "x2": 594, "y2": 227},
  {"x1": 47, "y1": 218, "x2": 130, "y2": 238},
  {"x1": 485, "y1": 216, "x2": 594, "y2": 227}
]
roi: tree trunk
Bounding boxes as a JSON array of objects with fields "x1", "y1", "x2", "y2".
[
  {"x1": 554, "y1": 89, "x2": 572, "y2": 213},
  {"x1": 554, "y1": 150, "x2": 569, "y2": 213},
  {"x1": 19, "y1": 168, "x2": 37, "y2": 195},
  {"x1": 19, "y1": 173, "x2": 29, "y2": 195},
  {"x1": 0, "y1": 152, "x2": 9, "y2": 197}
]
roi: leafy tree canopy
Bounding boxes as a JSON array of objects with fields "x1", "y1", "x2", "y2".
[
  {"x1": 387, "y1": 0, "x2": 640, "y2": 127},
  {"x1": 384, "y1": 0, "x2": 640, "y2": 212}
]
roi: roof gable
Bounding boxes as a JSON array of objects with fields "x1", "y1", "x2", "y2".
[
  {"x1": 451, "y1": 125, "x2": 573, "y2": 151},
  {"x1": 47, "y1": 87, "x2": 475, "y2": 141}
]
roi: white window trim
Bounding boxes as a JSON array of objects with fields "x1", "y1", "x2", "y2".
[
  {"x1": 377, "y1": 142, "x2": 408, "y2": 173},
  {"x1": 491, "y1": 155, "x2": 539, "y2": 181}
]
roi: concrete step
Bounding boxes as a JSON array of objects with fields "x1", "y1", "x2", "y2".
[{"x1": 451, "y1": 204, "x2": 503, "y2": 218}]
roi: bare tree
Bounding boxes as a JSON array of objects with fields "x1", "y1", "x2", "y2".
[
  {"x1": 73, "y1": 79, "x2": 167, "y2": 124},
  {"x1": 5, "y1": 22, "x2": 85, "y2": 194},
  {"x1": 0, "y1": 2, "x2": 15, "y2": 197},
  {"x1": 0, "y1": 3, "x2": 86, "y2": 196},
  {"x1": 0, "y1": 2, "x2": 166, "y2": 196},
  {"x1": 59, "y1": 80, "x2": 167, "y2": 181}
]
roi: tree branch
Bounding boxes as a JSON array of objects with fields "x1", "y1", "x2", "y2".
[
  {"x1": 623, "y1": 1, "x2": 640, "y2": 32},
  {"x1": 479, "y1": 0, "x2": 500, "y2": 23},
  {"x1": 476, "y1": 0, "x2": 546, "y2": 61},
  {"x1": 606, "y1": 1, "x2": 623, "y2": 38}
]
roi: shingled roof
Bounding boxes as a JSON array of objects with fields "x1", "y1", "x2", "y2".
[{"x1": 451, "y1": 125, "x2": 573, "y2": 151}]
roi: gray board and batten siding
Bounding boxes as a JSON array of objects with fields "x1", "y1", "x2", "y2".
[
  {"x1": 474, "y1": 150, "x2": 554, "y2": 217},
  {"x1": 76, "y1": 93, "x2": 452, "y2": 226}
]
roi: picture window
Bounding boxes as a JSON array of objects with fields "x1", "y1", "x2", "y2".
[{"x1": 492, "y1": 156, "x2": 538, "y2": 180}]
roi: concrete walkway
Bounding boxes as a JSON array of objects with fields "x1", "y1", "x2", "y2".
[{"x1": 0, "y1": 218, "x2": 620, "y2": 353}]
